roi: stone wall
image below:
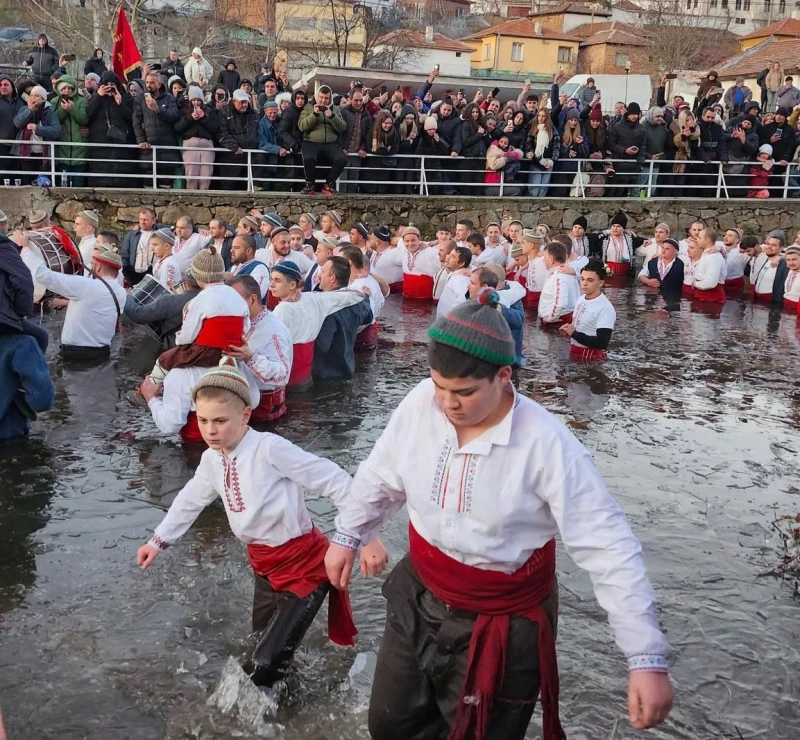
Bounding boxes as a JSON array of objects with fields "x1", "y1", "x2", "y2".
[{"x1": 3, "y1": 186, "x2": 798, "y2": 239}]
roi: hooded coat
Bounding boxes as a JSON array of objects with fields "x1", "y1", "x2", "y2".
[
  {"x1": 53, "y1": 74, "x2": 89, "y2": 164},
  {"x1": 607, "y1": 113, "x2": 647, "y2": 172},
  {"x1": 276, "y1": 89, "x2": 306, "y2": 152},
  {"x1": 25, "y1": 36, "x2": 60, "y2": 88},
  {"x1": 217, "y1": 61, "x2": 241, "y2": 95},
  {"x1": 460, "y1": 103, "x2": 487, "y2": 158},
  {"x1": 84, "y1": 51, "x2": 107, "y2": 78},
  {"x1": 0, "y1": 74, "x2": 23, "y2": 146},
  {"x1": 86, "y1": 71, "x2": 134, "y2": 145},
  {"x1": 184, "y1": 50, "x2": 214, "y2": 86},
  {"x1": 641, "y1": 107, "x2": 668, "y2": 157}
]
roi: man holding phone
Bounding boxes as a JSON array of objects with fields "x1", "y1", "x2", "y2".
[
  {"x1": 132, "y1": 71, "x2": 181, "y2": 188},
  {"x1": 606, "y1": 102, "x2": 647, "y2": 194},
  {"x1": 298, "y1": 85, "x2": 347, "y2": 195}
]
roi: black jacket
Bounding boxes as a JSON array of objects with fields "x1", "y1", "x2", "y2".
[
  {"x1": 163, "y1": 57, "x2": 185, "y2": 82},
  {"x1": 25, "y1": 42, "x2": 60, "y2": 85},
  {"x1": 217, "y1": 63, "x2": 241, "y2": 95},
  {"x1": 697, "y1": 120, "x2": 729, "y2": 162},
  {"x1": 645, "y1": 256, "x2": 684, "y2": 295},
  {"x1": 84, "y1": 56, "x2": 106, "y2": 77},
  {"x1": 437, "y1": 111, "x2": 463, "y2": 155},
  {"x1": 276, "y1": 91, "x2": 305, "y2": 151},
  {"x1": 0, "y1": 76, "x2": 23, "y2": 145},
  {"x1": 606, "y1": 119, "x2": 647, "y2": 172},
  {"x1": 173, "y1": 100, "x2": 219, "y2": 141},
  {"x1": 123, "y1": 289, "x2": 199, "y2": 349},
  {"x1": 86, "y1": 72, "x2": 134, "y2": 144},
  {"x1": 0, "y1": 237, "x2": 34, "y2": 331},
  {"x1": 341, "y1": 107, "x2": 372, "y2": 152},
  {"x1": 759, "y1": 122, "x2": 795, "y2": 162},
  {"x1": 132, "y1": 84, "x2": 180, "y2": 145},
  {"x1": 218, "y1": 102, "x2": 258, "y2": 151},
  {"x1": 460, "y1": 119, "x2": 486, "y2": 158},
  {"x1": 725, "y1": 127, "x2": 759, "y2": 160},
  {"x1": 312, "y1": 298, "x2": 373, "y2": 380}
]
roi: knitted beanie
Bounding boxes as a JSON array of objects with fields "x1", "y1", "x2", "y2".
[
  {"x1": 262, "y1": 212, "x2": 285, "y2": 228},
  {"x1": 325, "y1": 209, "x2": 343, "y2": 226},
  {"x1": 271, "y1": 260, "x2": 302, "y2": 283},
  {"x1": 29, "y1": 210, "x2": 48, "y2": 225},
  {"x1": 0, "y1": 209, "x2": 7, "y2": 224},
  {"x1": 300, "y1": 212, "x2": 317, "y2": 225},
  {"x1": 511, "y1": 244, "x2": 523, "y2": 258},
  {"x1": 611, "y1": 211, "x2": 628, "y2": 228},
  {"x1": 572, "y1": 215, "x2": 588, "y2": 230},
  {"x1": 189, "y1": 246, "x2": 225, "y2": 283},
  {"x1": 94, "y1": 245, "x2": 122, "y2": 270},
  {"x1": 373, "y1": 226, "x2": 390, "y2": 242},
  {"x1": 428, "y1": 288, "x2": 517, "y2": 367},
  {"x1": 522, "y1": 228, "x2": 543, "y2": 243},
  {"x1": 403, "y1": 226, "x2": 421, "y2": 237},
  {"x1": 655, "y1": 222, "x2": 670, "y2": 234},
  {"x1": 80, "y1": 209, "x2": 100, "y2": 227},
  {"x1": 153, "y1": 227, "x2": 176, "y2": 245},
  {"x1": 192, "y1": 357, "x2": 252, "y2": 408},
  {"x1": 354, "y1": 221, "x2": 369, "y2": 239}
]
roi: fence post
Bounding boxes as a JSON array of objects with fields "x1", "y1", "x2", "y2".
[
  {"x1": 783, "y1": 164, "x2": 791, "y2": 199},
  {"x1": 715, "y1": 161, "x2": 722, "y2": 199},
  {"x1": 646, "y1": 159, "x2": 654, "y2": 198},
  {"x1": 419, "y1": 156, "x2": 426, "y2": 196},
  {"x1": 49, "y1": 142, "x2": 57, "y2": 186},
  {"x1": 151, "y1": 145, "x2": 158, "y2": 189},
  {"x1": 247, "y1": 149, "x2": 254, "y2": 192},
  {"x1": 499, "y1": 168, "x2": 504, "y2": 197}
]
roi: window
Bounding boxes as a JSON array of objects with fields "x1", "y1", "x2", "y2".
[
  {"x1": 735, "y1": 15, "x2": 746, "y2": 21},
  {"x1": 744, "y1": 0, "x2": 750, "y2": 8},
  {"x1": 456, "y1": 52, "x2": 462, "y2": 57},
  {"x1": 780, "y1": 0, "x2": 786, "y2": 11},
  {"x1": 511, "y1": 42, "x2": 524, "y2": 62},
  {"x1": 483, "y1": 43, "x2": 491, "y2": 60},
  {"x1": 615, "y1": 52, "x2": 629, "y2": 66},
  {"x1": 557, "y1": 46, "x2": 572, "y2": 63},
  {"x1": 456, "y1": 6, "x2": 465, "y2": 16},
  {"x1": 735, "y1": 0, "x2": 741, "y2": 9},
  {"x1": 285, "y1": 17, "x2": 313, "y2": 30},
  {"x1": 317, "y1": 19, "x2": 336, "y2": 30},
  {"x1": 414, "y1": 3, "x2": 424, "y2": 18},
  {"x1": 721, "y1": 0, "x2": 728, "y2": 8},
  {"x1": 686, "y1": 0, "x2": 691, "y2": 7},
  {"x1": 710, "y1": 0, "x2": 717, "y2": 6}
]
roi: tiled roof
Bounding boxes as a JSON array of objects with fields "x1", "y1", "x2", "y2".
[
  {"x1": 527, "y1": 2, "x2": 612, "y2": 17},
  {"x1": 461, "y1": 18, "x2": 579, "y2": 42},
  {"x1": 571, "y1": 20, "x2": 647, "y2": 40},
  {"x1": 376, "y1": 29, "x2": 475, "y2": 53},
  {"x1": 718, "y1": 37, "x2": 800, "y2": 78},
  {"x1": 613, "y1": 0, "x2": 644, "y2": 11},
  {"x1": 738, "y1": 18, "x2": 800, "y2": 41},
  {"x1": 579, "y1": 27, "x2": 647, "y2": 47}
]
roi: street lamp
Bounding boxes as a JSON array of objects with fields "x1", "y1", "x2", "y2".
[{"x1": 624, "y1": 62, "x2": 631, "y2": 105}]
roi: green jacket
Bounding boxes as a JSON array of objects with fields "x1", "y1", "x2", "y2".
[
  {"x1": 53, "y1": 75, "x2": 88, "y2": 164},
  {"x1": 298, "y1": 103, "x2": 345, "y2": 144}
]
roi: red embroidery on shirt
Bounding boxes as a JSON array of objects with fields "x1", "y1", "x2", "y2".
[{"x1": 222, "y1": 456, "x2": 246, "y2": 513}]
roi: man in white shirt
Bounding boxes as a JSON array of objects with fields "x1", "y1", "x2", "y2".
[
  {"x1": 339, "y1": 244, "x2": 386, "y2": 350},
  {"x1": 256, "y1": 227, "x2": 313, "y2": 275},
  {"x1": 229, "y1": 234, "x2": 270, "y2": 301},
  {"x1": 151, "y1": 228, "x2": 183, "y2": 289},
  {"x1": 453, "y1": 218, "x2": 473, "y2": 248},
  {"x1": 692, "y1": 227, "x2": 727, "y2": 305},
  {"x1": 435, "y1": 246, "x2": 472, "y2": 319},
  {"x1": 561, "y1": 258, "x2": 616, "y2": 361},
  {"x1": 73, "y1": 209, "x2": 99, "y2": 270},
  {"x1": 722, "y1": 228, "x2": 748, "y2": 293},
  {"x1": 751, "y1": 230, "x2": 788, "y2": 304},
  {"x1": 19, "y1": 235, "x2": 126, "y2": 361},
  {"x1": 325, "y1": 297, "x2": 673, "y2": 740},
  {"x1": 432, "y1": 239, "x2": 456, "y2": 301},
  {"x1": 369, "y1": 226, "x2": 403, "y2": 291},
  {"x1": 172, "y1": 216, "x2": 210, "y2": 273},
  {"x1": 469, "y1": 233, "x2": 506, "y2": 268},
  {"x1": 538, "y1": 241, "x2": 579, "y2": 328},
  {"x1": 783, "y1": 245, "x2": 800, "y2": 312}
]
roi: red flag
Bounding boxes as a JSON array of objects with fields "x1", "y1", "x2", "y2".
[{"x1": 112, "y1": 8, "x2": 143, "y2": 81}]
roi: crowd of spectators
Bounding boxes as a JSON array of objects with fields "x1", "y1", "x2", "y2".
[{"x1": 2, "y1": 35, "x2": 800, "y2": 198}]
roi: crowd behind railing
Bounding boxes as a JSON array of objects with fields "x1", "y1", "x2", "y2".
[{"x1": 3, "y1": 35, "x2": 800, "y2": 198}]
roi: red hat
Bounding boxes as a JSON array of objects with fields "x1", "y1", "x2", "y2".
[{"x1": 589, "y1": 105, "x2": 603, "y2": 122}]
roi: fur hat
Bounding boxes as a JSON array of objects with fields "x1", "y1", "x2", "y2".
[
  {"x1": 611, "y1": 212, "x2": 628, "y2": 228},
  {"x1": 572, "y1": 215, "x2": 588, "y2": 230}
]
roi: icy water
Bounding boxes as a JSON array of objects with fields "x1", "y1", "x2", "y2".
[{"x1": 1, "y1": 286, "x2": 799, "y2": 740}]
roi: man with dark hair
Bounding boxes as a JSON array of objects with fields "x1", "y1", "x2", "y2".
[
  {"x1": 124, "y1": 272, "x2": 200, "y2": 349},
  {"x1": 539, "y1": 241, "x2": 579, "y2": 328},
  {"x1": 638, "y1": 238, "x2": 684, "y2": 296},
  {"x1": 312, "y1": 256, "x2": 373, "y2": 380},
  {"x1": 560, "y1": 258, "x2": 616, "y2": 361},
  {"x1": 133, "y1": 71, "x2": 181, "y2": 189},
  {"x1": 230, "y1": 233, "x2": 270, "y2": 301},
  {"x1": 121, "y1": 207, "x2": 158, "y2": 286},
  {"x1": 298, "y1": 85, "x2": 347, "y2": 196},
  {"x1": 435, "y1": 245, "x2": 472, "y2": 319},
  {"x1": 325, "y1": 293, "x2": 673, "y2": 740},
  {"x1": 207, "y1": 218, "x2": 234, "y2": 269},
  {"x1": 454, "y1": 218, "x2": 474, "y2": 248},
  {"x1": 339, "y1": 244, "x2": 386, "y2": 350}
]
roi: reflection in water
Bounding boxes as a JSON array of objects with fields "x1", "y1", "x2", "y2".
[{"x1": 1, "y1": 287, "x2": 799, "y2": 740}]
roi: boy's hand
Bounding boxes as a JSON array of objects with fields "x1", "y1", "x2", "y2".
[
  {"x1": 137, "y1": 543, "x2": 159, "y2": 569},
  {"x1": 360, "y1": 538, "x2": 389, "y2": 577},
  {"x1": 628, "y1": 670, "x2": 673, "y2": 729},
  {"x1": 325, "y1": 542, "x2": 356, "y2": 590}
]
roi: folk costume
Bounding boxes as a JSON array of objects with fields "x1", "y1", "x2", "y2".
[
  {"x1": 569, "y1": 292, "x2": 616, "y2": 361},
  {"x1": 538, "y1": 265, "x2": 579, "y2": 328}
]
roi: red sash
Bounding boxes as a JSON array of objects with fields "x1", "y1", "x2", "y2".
[
  {"x1": 247, "y1": 527, "x2": 357, "y2": 647},
  {"x1": 692, "y1": 285, "x2": 726, "y2": 304},
  {"x1": 681, "y1": 284, "x2": 694, "y2": 299},
  {"x1": 605, "y1": 260, "x2": 630, "y2": 277},
  {"x1": 752, "y1": 289, "x2": 773, "y2": 303},
  {"x1": 409, "y1": 524, "x2": 563, "y2": 740},
  {"x1": 525, "y1": 290, "x2": 541, "y2": 310},
  {"x1": 540, "y1": 312, "x2": 572, "y2": 330},
  {"x1": 288, "y1": 341, "x2": 314, "y2": 387},
  {"x1": 569, "y1": 344, "x2": 607, "y2": 362},
  {"x1": 355, "y1": 322, "x2": 379, "y2": 350},
  {"x1": 195, "y1": 316, "x2": 246, "y2": 350},
  {"x1": 403, "y1": 273, "x2": 434, "y2": 300},
  {"x1": 179, "y1": 411, "x2": 205, "y2": 443},
  {"x1": 251, "y1": 387, "x2": 287, "y2": 422},
  {"x1": 388, "y1": 280, "x2": 404, "y2": 294},
  {"x1": 724, "y1": 277, "x2": 744, "y2": 292},
  {"x1": 783, "y1": 297, "x2": 799, "y2": 315}
]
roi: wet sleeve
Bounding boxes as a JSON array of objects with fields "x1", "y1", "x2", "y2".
[
  {"x1": 543, "y1": 454, "x2": 671, "y2": 669},
  {"x1": 571, "y1": 328, "x2": 611, "y2": 349},
  {"x1": 27, "y1": 250, "x2": 90, "y2": 301},
  {"x1": 147, "y1": 372, "x2": 193, "y2": 435},
  {"x1": 149, "y1": 455, "x2": 219, "y2": 549}
]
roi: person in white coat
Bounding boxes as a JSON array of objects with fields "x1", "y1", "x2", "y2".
[{"x1": 183, "y1": 47, "x2": 213, "y2": 86}]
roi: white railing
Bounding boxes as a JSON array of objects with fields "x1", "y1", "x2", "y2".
[{"x1": 0, "y1": 139, "x2": 797, "y2": 199}]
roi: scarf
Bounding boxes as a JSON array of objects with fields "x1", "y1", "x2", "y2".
[{"x1": 534, "y1": 124, "x2": 550, "y2": 159}]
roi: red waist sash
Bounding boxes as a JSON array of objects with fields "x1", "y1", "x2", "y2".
[
  {"x1": 195, "y1": 316, "x2": 245, "y2": 350},
  {"x1": 288, "y1": 340, "x2": 314, "y2": 387},
  {"x1": 540, "y1": 312, "x2": 572, "y2": 330},
  {"x1": 251, "y1": 387, "x2": 287, "y2": 422},
  {"x1": 408, "y1": 524, "x2": 564, "y2": 740},
  {"x1": 569, "y1": 343, "x2": 607, "y2": 362},
  {"x1": 693, "y1": 284, "x2": 726, "y2": 304},
  {"x1": 525, "y1": 290, "x2": 541, "y2": 310},
  {"x1": 682, "y1": 284, "x2": 694, "y2": 299},
  {"x1": 388, "y1": 280, "x2": 404, "y2": 294},
  {"x1": 179, "y1": 411, "x2": 205, "y2": 443},
  {"x1": 783, "y1": 297, "x2": 799, "y2": 314},
  {"x1": 606, "y1": 260, "x2": 631, "y2": 277},
  {"x1": 403, "y1": 273, "x2": 434, "y2": 300},
  {"x1": 247, "y1": 527, "x2": 357, "y2": 647},
  {"x1": 355, "y1": 322, "x2": 378, "y2": 349},
  {"x1": 724, "y1": 277, "x2": 744, "y2": 292},
  {"x1": 751, "y1": 286, "x2": 774, "y2": 303}
]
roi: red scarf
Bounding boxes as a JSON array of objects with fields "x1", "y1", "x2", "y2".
[
  {"x1": 247, "y1": 527, "x2": 357, "y2": 647},
  {"x1": 409, "y1": 524, "x2": 564, "y2": 740}
]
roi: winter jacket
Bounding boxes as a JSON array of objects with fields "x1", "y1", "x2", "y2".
[
  {"x1": 298, "y1": 103, "x2": 346, "y2": 144},
  {"x1": 0, "y1": 237, "x2": 34, "y2": 332},
  {"x1": 776, "y1": 84, "x2": 800, "y2": 109},
  {"x1": 606, "y1": 118, "x2": 647, "y2": 171},
  {"x1": 579, "y1": 85, "x2": 598, "y2": 108},
  {"x1": 53, "y1": 75, "x2": 89, "y2": 164},
  {"x1": 184, "y1": 56, "x2": 213, "y2": 86},
  {"x1": 417, "y1": 129, "x2": 450, "y2": 156},
  {"x1": 258, "y1": 116, "x2": 283, "y2": 156},
  {"x1": 485, "y1": 142, "x2": 522, "y2": 183},
  {"x1": 641, "y1": 119, "x2": 669, "y2": 157},
  {"x1": 312, "y1": 298, "x2": 374, "y2": 380},
  {"x1": 341, "y1": 106, "x2": 372, "y2": 152},
  {"x1": 697, "y1": 120, "x2": 729, "y2": 162},
  {"x1": 524, "y1": 125, "x2": 560, "y2": 169},
  {"x1": 132, "y1": 84, "x2": 180, "y2": 146},
  {"x1": 217, "y1": 62, "x2": 241, "y2": 95},
  {"x1": 25, "y1": 42, "x2": 60, "y2": 86},
  {"x1": 460, "y1": 119, "x2": 487, "y2": 158},
  {"x1": 11, "y1": 102, "x2": 60, "y2": 155},
  {"x1": 437, "y1": 110, "x2": 463, "y2": 155},
  {"x1": 0, "y1": 334, "x2": 54, "y2": 441},
  {"x1": 507, "y1": 120, "x2": 528, "y2": 150},
  {"x1": 84, "y1": 55, "x2": 106, "y2": 78},
  {"x1": 725, "y1": 126, "x2": 759, "y2": 161},
  {"x1": 759, "y1": 122, "x2": 795, "y2": 162},
  {"x1": 276, "y1": 93, "x2": 304, "y2": 151},
  {"x1": 121, "y1": 225, "x2": 163, "y2": 270},
  {"x1": 123, "y1": 288, "x2": 199, "y2": 350},
  {"x1": 723, "y1": 85, "x2": 753, "y2": 112},
  {"x1": 163, "y1": 57, "x2": 185, "y2": 82},
  {"x1": 0, "y1": 76, "x2": 23, "y2": 147},
  {"x1": 559, "y1": 130, "x2": 589, "y2": 161},
  {"x1": 86, "y1": 72, "x2": 134, "y2": 145},
  {"x1": 173, "y1": 101, "x2": 219, "y2": 141},
  {"x1": 217, "y1": 102, "x2": 258, "y2": 151}
]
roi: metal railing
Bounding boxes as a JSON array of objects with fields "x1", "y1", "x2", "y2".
[{"x1": 0, "y1": 139, "x2": 797, "y2": 199}]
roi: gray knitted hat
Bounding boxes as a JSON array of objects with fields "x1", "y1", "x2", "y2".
[
  {"x1": 153, "y1": 227, "x2": 176, "y2": 245},
  {"x1": 192, "y1": 357, "x2": 251, "y2": 408},
  {"x1": 428, "y1": 287, "x2": 516, "y2": 366},
  {"x1": 189, "y1": 246, "x2": 225, "y2": 283}
]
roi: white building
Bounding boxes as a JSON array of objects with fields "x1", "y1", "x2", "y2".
[{"x1": 372, "y1": 27, "x2": 474, "y2": 76}]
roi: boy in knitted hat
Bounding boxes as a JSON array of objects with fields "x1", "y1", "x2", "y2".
[
  {"x1": 326, "y1": 291, "x2": 673, "y2": 740},
  {"x1": 137, "y1": 358, "x2": 387, "y2": 685},
  {"x1": 597, "y1": 212, "x2": 643, "y2": 280},
  {"x1": 151, "y1": 228, "x2": 182, "y2": 289},
  {"x1": 135, "y1": 247, "x2": 249, "y2": 407}
]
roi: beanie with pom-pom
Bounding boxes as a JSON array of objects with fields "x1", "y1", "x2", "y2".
[
  {"x1": 427, "y1": 287, "x2": 517, "y2": 366},
  {"x1": 191, "y1": 357, "x2": 252, "y2": 407}
]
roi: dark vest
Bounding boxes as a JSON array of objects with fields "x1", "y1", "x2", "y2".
[
  {"x1": 239, "y1": 260, "x2": 268, "y2": 304},
  {"x1": 303, "y1": 262, "x2": 321, "y2": 293},
  {"x1": 646, "y1": 257, "x2": 684, "y2": 295}
]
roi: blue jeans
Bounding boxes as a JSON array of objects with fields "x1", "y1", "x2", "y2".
[{"x1": 527, "y1": 167, "x2": 552, "y2": 197}]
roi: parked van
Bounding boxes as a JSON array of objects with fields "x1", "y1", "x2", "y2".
[{"x1": 555, "y1": 74, "x2": 653, "y2": 115}]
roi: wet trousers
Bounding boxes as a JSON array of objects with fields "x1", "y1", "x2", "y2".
[
  {"x1": 247, "y1": 571, "x2": 329, "y2": 686},
  {"x1": 368, "y1": 555, "x2": 559, "y2": 740}
]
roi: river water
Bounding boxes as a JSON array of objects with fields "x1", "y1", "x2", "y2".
[{"x1": 1, "y1": 285, "x2": 799, "y2": 740}]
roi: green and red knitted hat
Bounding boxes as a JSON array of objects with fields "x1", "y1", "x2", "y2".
[
  {"x1": 428, "y1": 287, "x2": 516, "y2": 367},
  {"x1": 191, "y1": 357, "x2": 251, "y2": 407}
]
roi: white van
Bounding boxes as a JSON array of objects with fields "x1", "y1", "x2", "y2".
[{"x1": 555, "y1": 74, "x2": 653, "y2": 116}]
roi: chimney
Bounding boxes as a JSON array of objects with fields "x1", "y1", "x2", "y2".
[
  {"x1": 534, "y1": 22, "x2": 543, "y2": 34},
  {"x1": 792, "y1": 8, "x2": 800, "y2": 19},
  {"x1": 425, "y1": 25, "x2": 434, "y2": 43}
]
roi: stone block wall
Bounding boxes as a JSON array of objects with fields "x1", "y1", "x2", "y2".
[{"x1": 3, "y1": 187, "x2": 799, "y2": 240}]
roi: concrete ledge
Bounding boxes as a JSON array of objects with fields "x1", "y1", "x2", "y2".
[{"x1": 2, "y1": 186, "x2": 798, "y2": 237}]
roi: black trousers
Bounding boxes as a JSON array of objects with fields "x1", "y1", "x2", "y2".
[
  {"x1": 61, "y1": 344, "x2": 110, "y2": 362},
  {"x1": 368, "y1": 555, "x2": 559, "y2": 740},
  {"x1": 246, "y1": 571, "x2": 329, "y2": 687},
  {"x1": 301, "y1": 141, "x2": 347, "y2": 187}
]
